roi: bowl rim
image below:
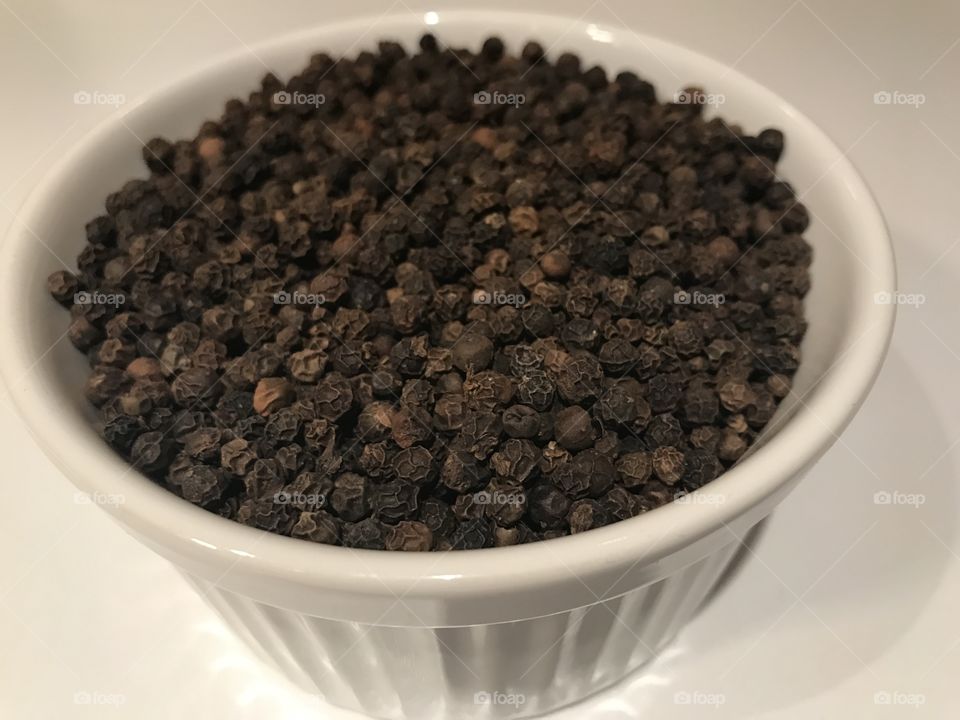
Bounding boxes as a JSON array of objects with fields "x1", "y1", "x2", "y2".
[{"x1": 0, "y1": 9, "x2": 896, "y2": 606}]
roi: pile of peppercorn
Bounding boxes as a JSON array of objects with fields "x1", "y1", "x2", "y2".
[{"x1": 47, "y1": 35, "x2": 811, "y2": 550}]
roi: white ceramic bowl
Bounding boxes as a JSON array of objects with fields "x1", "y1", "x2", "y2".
[{"x1": 0, "y1": 10, "x2": 895, "y2": 719}]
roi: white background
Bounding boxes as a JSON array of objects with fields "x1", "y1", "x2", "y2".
[{"x1": 1, "y1": 0, "x2": 959, "y2": 717}]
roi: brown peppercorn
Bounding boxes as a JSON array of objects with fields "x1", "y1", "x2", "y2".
[
  {"x1": 433, "y1": 393, "x2": 467, "y2": 432},
  {"x1": 390, "y1": 405, "x2": 433, "y2": 448},
  {"x1": 652, "y1": 446, "x2": 686, "y2": 485},
  {"x1": 220, "y1": 437, "x2": 257, "y2": 476},
  {"x1": 130, "y1": 431, "x2": 172, "y2": 473},
  {"x1": 452, "y1": 493, "x2": 485, "y2": 522},
  {"x1": 288, "y1": 349, "x2": 327, "y2": 383},
  {"x1": 684, "y1": 384, "x2": 719, "y2": 425},
  {"x1": 85, "y1": 366, "x2": 129, "y2": 407},
  {"x1": 707, "y1": 236, "x2": 740, "y2": 266},
  {"x1": 342, "y1": 517, "x2": 387, "y2": 549},
  {"x1": 393, "y1": 446, "x2": 436, "y2": 485},
  {"x1": 449, "y1": 518, "x2": 494, "y2": 550},
  {"x1": 489, "y1": 439, "x2": 538, "y2": 483},
  {"x1": 539, "y1": 251, "x2": 571, "y2": 279},
  {"x1": 501, "y1": 404, "x2": 540, "y2": 439},
  {"x1": 253, "y1": 377, "x2": 295, "y2": 415},
  {"x1": 69, "y1": 316, "x2": 101, "y2": 351},
  {"x1": 126, "y1": 357, "x2": 164, "y2": 380},
  {"x1": 419, "y1": 497, "x2": 457, "y2": 537},
  {"x1": 509, "y1": 206, "x2": 539, "y2": 234},
  {"x1": 197, "y1": 136, "x2": 225, "y2": 164},
  {"x1": 385, "y1": 520, "x2": 433, "y2": 551},
  {"x1": 118, "y1": 385, "x2": 154, "y2": 416},
  {"x1": 617, "y1": 452, "x2": 653, "y2": 489},
  {"x1": 527, "y1": 482, "x2": 571, "y2": 530},
  {"x1": 684, "y1": 447, "x2": 722, "y2": 485},
  {"x1": 571, "y1": 449, "x2": 616, "y2": 497},
  {"x1": 568, "y1": 499, "x2": 610, "y2": 534},
  {"x1": 470, "y1": 127, "x2": 497, "y2": 151},
  {"x1": 718, "y1": 381, "x2": 757, "y2": 413},
  {"x1": 554, "y1": 405, "x2": 596, "y2": 451},
  {"x1": 602, "y1": 486, "x2": 641, "y2": 522},
  {"x1": 373, "y1": 481, "x2": 420, "y2": 523},
  {"x1": 47, "y1": 270, "x2": 80, "y2": 303},
  {"x1": 177, "y1": 465, "x2": 228, "y2": 507},
  {"x1": 171, "y1": 367, "x2": 222, "y2": 406},
  {"x1": 717, "y1": 430, "x2": 749, "y2": 462},
  {"x1": 330, "y1": 472, "x2": 370, "y2": 522},
  {"x1": 441, "y1": 450, "x2": 490, "y2": 493},
  {"x1": 766, "y1": 373, "x2": 792, "y2": 398},
  {"x1": 356, "y1": 402, "x2": 394, "y2": 441},
  {"x1": 462, "y1": 371, "x2": 515, "y2": 410},
  {"x1": 292, "y1": 511, "x2": 341, "y2": 544},
  {"x1": 668, "y1": 320, "x2": 703, "y2": 358},
  {"x1": 451, "y1": 333, "x2": 494, "y2": 373},
  {"x1": 554, "y1": 352, "x2": 603, "y2": 403},
  {"x1": 493, "y1": 525, "x2": 521, "y2": 546}
]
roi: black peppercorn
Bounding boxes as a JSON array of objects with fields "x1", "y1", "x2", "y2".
[
  {"x1": 342, "y1": 517, "x2": 388, "y2": 549},
  {"x1": 385, "y1": 520, "x2": 433, "y2": 551},
  {"x1": 527, "y1": 482, "x2": 571, "y2": 530},
  {"x1": 501, "y1": 404, "x2": 540, "y2": 439},
  {"x1": 554, "y1": 405, "x2": 596, "y2": 451}
]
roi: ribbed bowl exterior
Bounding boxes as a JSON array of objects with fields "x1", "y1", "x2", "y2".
[{"x1": 186, "y1": 539, "x2": 741, "y2": 719}]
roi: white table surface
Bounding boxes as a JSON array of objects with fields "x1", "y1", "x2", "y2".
[{"x1": 1, "y1": 1, "x2": 958, "y2": 717}]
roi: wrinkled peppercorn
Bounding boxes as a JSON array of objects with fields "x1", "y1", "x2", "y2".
[
  {"x1": 554, "y1": 405, "x2": 596, "y2": 451},
  {"x1": 385, "y1": 520, "x2": 433, "y2": 551}
]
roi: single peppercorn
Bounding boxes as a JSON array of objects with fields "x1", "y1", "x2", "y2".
[
  {"x1": 342, "y1": 517, "x2": 388, "y2": 549},
  {"x1": 568, "y1": 499, "x2": 611, "y2": 534},
  {"x1": 47, "y1": 270, "x2": 80, "y2": 304},
  {"x1": 373, "y1": 480, "x2": 420, "y2": 523},
  {"x1": 385, "y1": 520, "x2": 433, "y2": 551},
  {"x1": 330, "y1": 472, "x2": 370, "y2": 522},
  {"x1": 527, "y1": 482, "x2": 571, "y2": 530},
  {"x1": 539, "y1": 251, "x2": 571, "y2": 279},
  {"x1": 502, "y1": 404, "x2": 540, "y2": 439},
  {"x1": 292, "y1": 510, "x2": 341, "y2": 544},
  {"x1": 652, "y1": 446, "x2": 686, "y2": 485},
  {"x1": 554, "y1": 405, "x2": 596, "y2": 451},
  {"x1": 252, "y1": 377, "x2": 294, "y2": 415},
  {"x1": 617, "y1": 451, "x2": 653, "y2": 489}
]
